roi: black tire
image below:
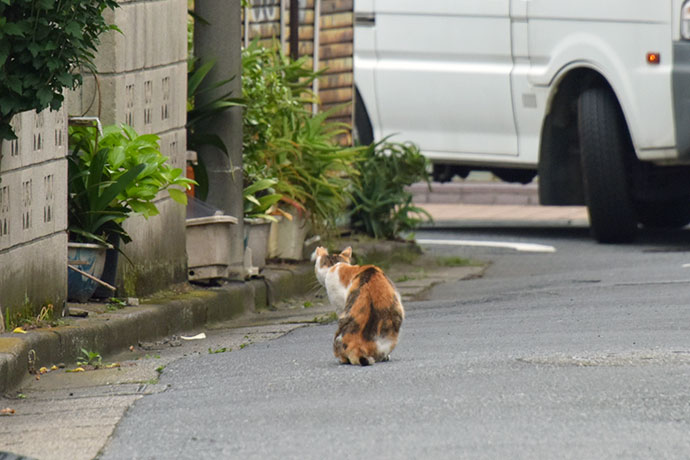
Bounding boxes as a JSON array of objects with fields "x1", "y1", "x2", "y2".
[
  {"x1": 354, "y1": 87, "x2": 374, "y2": 146},
  {"x1": 637, "y1": 200, "x2": 690, "y2": 229},
  {"x1": 578, "y1": 86, "x2": 638, "y2": 243}
]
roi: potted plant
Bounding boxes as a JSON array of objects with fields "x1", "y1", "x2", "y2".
[
  {"x1": 186, "y1": 57, "x2": 244, "y2": 199},
  {"x1": 243, "y1": 177, "x2": 281, "y2": 269},
  {"x1": 67, "y1": 122, "x2": 194, "y2": 300},
  {"x1": 242, "y1": 42, "x2": 364, "y2": 260}
]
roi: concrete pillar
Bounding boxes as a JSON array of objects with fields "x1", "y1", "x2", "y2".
[{"x1": 194, "y1": 0, "x2": 245, "y2": 276}]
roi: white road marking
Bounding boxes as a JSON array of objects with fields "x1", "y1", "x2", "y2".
[
  {"x1": 417, "y1": 238, "x2": 556, "y2": 253},
  {"x1": 682, "y1": 263, "x2": 690, "y2": 268}
]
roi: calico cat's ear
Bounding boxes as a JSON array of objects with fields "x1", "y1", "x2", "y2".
[
  {"x1": 311, "y1": 246, "x2": 327, "y2": 262},
  {"x1": 340, "y1": 247, "x2": 352, "y2": 261}
]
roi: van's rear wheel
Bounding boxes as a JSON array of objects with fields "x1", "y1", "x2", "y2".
[{"x1": 578, "y1": 87, "x2": 637, "y2": 243}]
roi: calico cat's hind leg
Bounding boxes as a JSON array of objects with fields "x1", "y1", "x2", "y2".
[
  {"x1": 358, "y1": 356, "x2": 375, "y2": 366},
  {"x1": 333, "y1": 333, "x2": 350, "y2": 364}
]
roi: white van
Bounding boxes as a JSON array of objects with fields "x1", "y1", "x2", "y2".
[{"x1": 354, "y1": 0, "x2": 690, "y2": 242}]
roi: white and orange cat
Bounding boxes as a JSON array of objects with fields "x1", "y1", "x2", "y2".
[{"x1": 313, "y1": 246, "x2": 404, "y2": 366}]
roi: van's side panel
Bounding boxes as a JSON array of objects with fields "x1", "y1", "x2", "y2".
[
  {"x1": 527, "y1": 1, "x2": 675, "y2": 160},
  {"x1": 372, "y1": 0, "x2": 518, "y2": 157}
]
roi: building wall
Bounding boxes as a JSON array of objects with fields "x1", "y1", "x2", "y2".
[
  {"x1": 0, "y1": 107, "x2": 69, "y2": 315},
  {"x1": 69, "y1": 0, "x2": 189, "y2": 296}
]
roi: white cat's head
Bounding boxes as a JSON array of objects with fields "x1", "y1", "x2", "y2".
[{"x1": 313, "y1": 246, "x2": 352, "y2": 285}]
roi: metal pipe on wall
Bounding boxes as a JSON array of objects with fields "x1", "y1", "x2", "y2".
[
  {"x1": 280, "y1": 0, "x2": 287, "y2": 52},
  {"x1": 289, "y1": 0, "x2": 299, "y2": 60},
  {"x1": 312, "y1": 0, "x2": 321, "y2": 114}
]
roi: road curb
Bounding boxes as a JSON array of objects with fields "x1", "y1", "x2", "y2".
[{"x1": 0, "y1": 264, "x2": 313, "y2": 394}]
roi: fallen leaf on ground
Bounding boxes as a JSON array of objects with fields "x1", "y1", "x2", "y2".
[
  {"x1": 39, "y1": 367, "x2": 48, "y2": 374},
  {"x1": 105, "y1": 363, "x2": 121, "y2": 369},
  {"x1": 0, "y1": 408, "x2": 15, "y2": 416},
  {"x1": 50, "y1": 365, "x2": 58, "y2": 371},
  {"x1": 12, "y1": 327, "x2": 27, "y2": 334},
  {"x1": 129, "y1": 345, "x2": 135, "y2": 352},
  {"x1": 66, "y1": 367, "x2": 85, "y2": 373}
]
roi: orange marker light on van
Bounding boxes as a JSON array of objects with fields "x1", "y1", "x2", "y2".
[{"x1": 647, "y1": 52, "x2": 661, "y2": 64}]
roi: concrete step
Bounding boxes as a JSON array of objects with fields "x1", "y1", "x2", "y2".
[{"x1": 408, "y1": 181, "x2": 539, "y2": 206}]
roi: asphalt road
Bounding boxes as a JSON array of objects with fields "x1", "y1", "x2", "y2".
[{"x1": 99, "y1": 226, "x2": 690, "y2": 459}]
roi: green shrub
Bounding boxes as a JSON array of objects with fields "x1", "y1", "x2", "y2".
[
  {"x1": 350, "y1": 140, "x2": 432, "y2": 239},
  {"x1": 241, "y1": 41, "x2": 363, "y2": 231},
  {"x1": 241, "y1": 39, "x2": 318, "y2": 181},
  {"x1": 68, "y1": 123, "x2": 195, "y2": 247},
  {"x1": 0, "y1": 0, "x2": 119, "y2": 141},
  {"x1": 186, "y1": 58, "x2": 243, "y2": 200}
]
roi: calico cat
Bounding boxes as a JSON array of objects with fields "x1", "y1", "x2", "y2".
[{"x1": 313, "y1": 246, "x2": 404, "y2": 366}]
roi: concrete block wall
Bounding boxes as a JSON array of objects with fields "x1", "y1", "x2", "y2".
[
  {"x1": 0, "y1": 106, "x2": 69, "y2": 313},
  {"x1": 69, "y1": 0, "x2": 189, "y2": 297}
]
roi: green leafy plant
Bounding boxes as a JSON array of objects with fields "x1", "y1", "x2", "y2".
[
  {"x1": 208, "y1": 347, "x2": 229, "y2": 354},
  {"x1": 350, "y1": 140, "x2": 433, "y2": 239},
  {"x1": 244, "y1": 178, "x2": 282, "y2": 222},
  {"x1": 68, "y1": 123, "x2": 195, "y2": 247},
  {"x1": 4, "y1": 298, "x2": 59, "y2": 330},
  {"x1": 242, "y1": 39, "x2": 319, "y2": 172},
  {"x1": 0, "y1": 0, "x2": 119, "y2": 142},
  {"x1": 77, "y1": 348, "x2": 103, "y2": 368},
  {"x1": 105, "y1": 297, "x2": 127, "y2": 311},
  {"x1": 67, "y1": 146, "x2": 144, "y2": 246},
  {"x1": 270, "y1": 110, "x2": 363, "y2": 231},
  {"x1": 186, "y1": 58, "x2": 243, "y2": 200},
  {"x1": 241, "y1": 41, "x2": 363, "y2": 231}
]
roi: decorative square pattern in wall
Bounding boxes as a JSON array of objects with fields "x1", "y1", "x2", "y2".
[
  {"x1": 144, "y1": 79, "x2": 153, "y2": 126},
  {"x1": 43, "y1": 174, "x2": 54, "y2": 224},
  {"x1": 158, "y1": 128, "x2": 186, "y2": 171},
  {"x1": 161, "y1": 75, "x2": 170, "y2": 121},
  {"x1": 33, "y1": 111, "x2": 44, "y2": 153},
  {"x1": 21, "y1": 178, "x2": 32, "y2": 231},
  {"x1": 53, "y1": 108, "x2": 64, "y2": 151},
  {"x1": 126, "y1": 83, "x2": 135, "y2": 126},
  {"x1": 0, "y1": 184, "x2": 9, "y2": 243},
  {"x1": 1, "y1": 113, "x2": 23, "y2": 172},
  {"x1": 10, "y1": 115, "x2": 21, "y2": 159}
]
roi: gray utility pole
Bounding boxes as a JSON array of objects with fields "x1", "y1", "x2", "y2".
[{"x1": 193, "y1": 0, "x2": 244, "y2": 277}]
